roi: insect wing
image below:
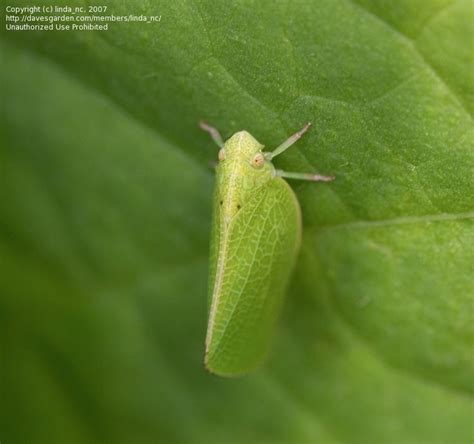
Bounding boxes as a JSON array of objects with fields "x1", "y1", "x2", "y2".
[
  {"x1": 206, "y1": 178, "x2": 301, "y2": 376},
  {"x1": 207, "y1": 181, "x2": 222, "y2": 308}
]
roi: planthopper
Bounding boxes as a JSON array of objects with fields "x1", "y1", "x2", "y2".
[{"x1": 200, "y1": 121, "x2": 334, "y2": 377}]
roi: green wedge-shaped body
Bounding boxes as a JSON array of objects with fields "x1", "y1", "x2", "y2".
[{"x1": 206, "y1": 131, "x2": 301, "y2": 376}]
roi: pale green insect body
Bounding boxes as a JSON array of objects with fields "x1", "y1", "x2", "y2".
[
  {"x1": 201, "y1": 123, "x2": 333, "y2": 377},
  {"x1": 216, "y1": 131, "x2": 274, "y2": 225}
]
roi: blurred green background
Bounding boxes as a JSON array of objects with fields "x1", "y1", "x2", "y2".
[{"x1": 1, "y1": 1, "x2": 473, "y2": 443}]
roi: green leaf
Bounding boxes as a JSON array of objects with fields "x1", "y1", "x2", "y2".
[{"x1": 1, "y1": 1, "x2": 473, "y2": 443}]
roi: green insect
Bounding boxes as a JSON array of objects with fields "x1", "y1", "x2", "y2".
[{"x1": 200, "y1": 121, "x2": 334, "y2": 377}]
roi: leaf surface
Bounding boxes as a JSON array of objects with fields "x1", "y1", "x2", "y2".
[{"x1": 1, "y1": 1, "x2": 473, "y2": 442}]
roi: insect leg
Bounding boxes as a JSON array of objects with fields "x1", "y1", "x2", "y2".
[
  {"x1": 200, "y1": 121, "x2": 224, "y2": 148},
  {"x1": 275, "y1": 169, "x2": 335, "y2": 182},
  {"x1": 267, "y1": 123, "x2": 312, "y2": 160}
]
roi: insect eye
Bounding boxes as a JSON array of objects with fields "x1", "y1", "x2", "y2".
[
  {"x1": 218, "y1": 148, "x2": 226, "y2": 161},
  {"x1": 251, "y1": 153, "x2": 265, "y2": 169}
]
